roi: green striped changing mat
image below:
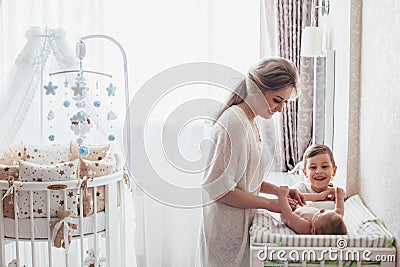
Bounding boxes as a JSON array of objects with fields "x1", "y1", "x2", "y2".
[{"x1": 250, "y1": 195, "x2": 394, "y2": 248}]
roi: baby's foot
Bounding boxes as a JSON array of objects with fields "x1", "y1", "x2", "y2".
[{"x1": 277, "y1": 186, "x2": 289, "y2": 198}]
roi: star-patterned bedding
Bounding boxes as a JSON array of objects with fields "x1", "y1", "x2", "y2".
[
  {"x1": 0, "y1": 142, "x2": 120, "y2": 219},
  {"x1": 17, "y1": 159, "x2": 80, "y2": 218}
]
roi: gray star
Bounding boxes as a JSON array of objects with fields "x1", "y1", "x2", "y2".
[{"x1": 71, "y1": 83, "x2": 87, "y2": 96}]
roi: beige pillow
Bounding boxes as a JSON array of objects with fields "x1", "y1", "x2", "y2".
[
  {"x1": 79, "y1": 154, "x2": 116, "y2": 179},
  {"x1": 70, "y1": 141, "x2": 110, "y2": 161},
  {"x1": 24, "y1": 143, "x2": 70, "y2": 165},
  {"x1": 17, "y1": 160, "x2": 79, "y2": 218},
  {"x1": 0, "y1": 164, "x2": 19, "y2": 218},
  {"x1": 0, "y1": 143, "x2": 25, "y2": 165},
  {"x1": 78, "y1": 154, "x2": 116, "y2": 216},
  {"x1": 0, "y1": 164, "x2": 19, "y2": 180}
]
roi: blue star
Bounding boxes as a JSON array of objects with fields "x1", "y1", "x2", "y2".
[
  {"x1": 64, "y1": 79, "x2": 69, "y2": 88},
  {"x1": 106, "y1": 83, "x2": 116, "y2": 96},
  {"x1": 44, "y1": 82, "x2": 58, "y2": 95}
]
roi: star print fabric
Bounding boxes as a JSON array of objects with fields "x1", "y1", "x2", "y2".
[
  {"x1": 78, "y1": 154, "x2": 117, "y2": 215},
  {"x1": 0, "y1": 141, "x2": 121, "y2": 219},
  {"x1": 0, "y1": 164, "x2": 19, "y2": 218},
  {"x1": 0, "y1": 143, "x2": 25, "y2": 218},
  {"x1": 0, "y1": 142, "x2": 25, "y2": 165},
  {"x1": 0, "y1": 164, "x2": 19, "y2": 180},
  {"x1": 24, "y1": 143, "x2": 70, "y2": 165},
  {"x1": 17, "y1": 160, "x2": 79, "y2": 218}
]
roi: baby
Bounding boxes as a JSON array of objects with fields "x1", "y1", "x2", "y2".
[
  {"x1": 294, "y1": 144, "x2": 338, "y2": 201},
  {"x1": 277, "y1": 186, "x2": 347, "y2": 235}
]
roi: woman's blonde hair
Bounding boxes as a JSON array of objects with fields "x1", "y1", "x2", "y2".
[{"x1": 214, "y1": 57, "x2": 298, "y2": 122}]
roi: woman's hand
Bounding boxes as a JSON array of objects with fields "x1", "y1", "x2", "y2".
[
  {"x1": 277, "y1": 186, "x2": 297, "y2": 210},
  {"x1": 288, "y1": 188, "x2": 305, "y2": 206},
  {"x1": 287, "y1": 198, "x2": 298, "y2": 210},
  {"x1": 264, "y1": 197, "x2": 297, "y2": 212}
]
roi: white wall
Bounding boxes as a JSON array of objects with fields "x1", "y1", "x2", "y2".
[
  {"x1": 322, "y1": 0, "x2": 400, "y2": 260},
  {"x1": 319, "y1": 1, "x2": 351, "y2": 189},
  {"x1": 359, "y1": 0, "x2": 400, "y2": 257}
]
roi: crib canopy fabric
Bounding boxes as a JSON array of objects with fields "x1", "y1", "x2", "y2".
[
  {"x1": 0, "y1": 27, "x2": 75, "y2": 153},
  {"x1": 0, "y1": 26, "x2": 126, "y2": 155}
]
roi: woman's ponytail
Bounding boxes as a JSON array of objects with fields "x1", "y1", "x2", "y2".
[{"x1": 213, "y1": 79, "x2": 247, "y2": 123}]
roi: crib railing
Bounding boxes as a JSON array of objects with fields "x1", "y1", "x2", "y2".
[{"x1": 0, "y1": 171, "x2": 126, "y2": 267}]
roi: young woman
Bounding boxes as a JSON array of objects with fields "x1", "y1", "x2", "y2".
[{"x1": 198, "y1": 58, "x2": 305, "y2": 267}]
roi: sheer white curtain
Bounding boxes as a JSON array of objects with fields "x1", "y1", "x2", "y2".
[
  {"x1": 1, "y1": 0, "x2": 260, "y2": 266},
  {"x1": 121, "y1": 1, "x2": 260, "y2": 266}
]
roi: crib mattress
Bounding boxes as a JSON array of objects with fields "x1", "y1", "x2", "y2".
[
  {"x1": 4, "y1": 212, "x2": 106, "y2": 240},
  {"x1": 250, "y1": 195, "x2": 394, "y2": 248}
]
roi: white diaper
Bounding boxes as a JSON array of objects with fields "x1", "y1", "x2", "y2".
[{"x1": 306, "y1": 200, "x2": 335, "y2": 210}]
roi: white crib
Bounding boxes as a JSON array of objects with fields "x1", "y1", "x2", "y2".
[
  {"x1": 0, "y1": 171, "x2": 127, "y2": 267},
  {"x1": 0, "y1": 26, "x2": 134, "y2": 267}
]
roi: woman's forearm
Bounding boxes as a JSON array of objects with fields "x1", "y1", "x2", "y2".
[
  {"x1": 218, "y1": 187, "x2": 278, "y2": 211},
  {"x1": 260, "y1": 181, "x2": 278, "y2": 195},
  {"x1": 278, "y1": 194, "x2": 294, "y2": 215}
]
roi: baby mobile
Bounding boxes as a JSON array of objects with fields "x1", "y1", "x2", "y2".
[{"x1": 46, "y1": 41, "x2": 118, "y2": 157}]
